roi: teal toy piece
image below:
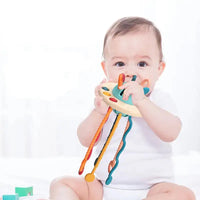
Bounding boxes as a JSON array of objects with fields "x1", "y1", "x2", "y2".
[
  {"x1": 131, "y1": 75, "x2": 137, "y2": 81},
  {"x1": 15, "y1": 186, "x2": 33, "y2": 197},
  {"x1": 143, "y1": 87, "x2": 150, "y2": 95},
  {"x1": 2, "y1": 195, "x2": 19, "y2": 200}
]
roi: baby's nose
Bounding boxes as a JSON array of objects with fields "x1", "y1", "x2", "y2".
[
  {"x1": 125, "y1": 74, "x2": 137, "y2": 82},
  {"x1": 125, "y1": 66, "x2": 137, "y2": 78}
]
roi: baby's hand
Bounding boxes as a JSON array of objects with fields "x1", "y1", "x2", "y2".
[
  {"x1": 94, "y1": 79, "x2": 109, "y2": 115},
  {"x1": 119, "y1": 81, "x2": 146, "y2": 106}
]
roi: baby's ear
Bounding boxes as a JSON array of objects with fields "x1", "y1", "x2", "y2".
[
  {"x1": 101, "y1": 61, "x2": 107, "y2": 76},
  {"x1": 158, "y1": 61, "x2": 165, "y2": 76}
]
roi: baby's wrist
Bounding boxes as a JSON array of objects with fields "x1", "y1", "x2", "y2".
[
  {"x1": 135, "y1": 96, "x2": 149, "y2": 108},
  {"x1": 93, "y1": 108, "x2": 107, "y2": 117}
]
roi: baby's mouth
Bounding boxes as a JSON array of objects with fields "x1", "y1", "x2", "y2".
[{"x1": 124, "y1": 74, "x2": 137, "y2": 83}]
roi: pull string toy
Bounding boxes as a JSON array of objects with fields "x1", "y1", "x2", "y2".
[
  {"x1": 90, "y1": 75, "x2": 136, "y2": 183},
  {"x1": 79, "y1": 73, "x2": 150, "y2": 184}
]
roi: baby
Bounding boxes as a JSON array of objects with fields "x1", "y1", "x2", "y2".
[{"x1": 50, "y1": 17, "x2": 195, "y2": 200}]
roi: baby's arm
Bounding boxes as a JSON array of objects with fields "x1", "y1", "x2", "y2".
[
  {"x1": 136, "y1": 98, "x2": 182, "y2": 142},
  {"x1": 77, "y1": 80, "x2": 109, "y2": 147},
  {"x1": 120, "y1": 81, "x2": 182, "y2": 142}
]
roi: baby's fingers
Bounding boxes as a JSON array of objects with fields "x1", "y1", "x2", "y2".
[
  {"x1": 95, "y1": 85, "x2": 101, "y2": 96},
  {"x1": 122, "y1": 86, "x2": 135, "y2": 100},
  {"x1": 119, "y1": 81, "x2": 137, "y2": 90},
  {"x1": 100, "y1": 78, "x2": 107, "y2": 84},
  {"x1": 95, "y1": 78, "x2": 108, "y2": 96},
  {"x1": 94, "y1": 96, "x2": 108, "y2": 115}
]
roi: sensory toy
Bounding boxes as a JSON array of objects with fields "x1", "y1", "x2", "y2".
[
  {"x1": 79, "y1": 73, "x2": 149, "y2": 184},
  {"x1": 15, "y1": 187, "x2": 33, "y2": 197},
  {"x1": 2, "y1": 195, "x2": 19, "y2": 200}
]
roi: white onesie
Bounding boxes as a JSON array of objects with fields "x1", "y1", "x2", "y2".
[{"x1": 94, "y1": 89, "x2": 178, "y2": 199}]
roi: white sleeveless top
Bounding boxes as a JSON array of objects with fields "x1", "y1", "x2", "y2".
[{"x1": 95, "y1": 89, "x2": 178, "y2": 190}]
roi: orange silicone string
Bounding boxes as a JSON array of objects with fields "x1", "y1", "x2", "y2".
[{"x1": 78, "y1": 107, "x2": 112, "y2": 175}]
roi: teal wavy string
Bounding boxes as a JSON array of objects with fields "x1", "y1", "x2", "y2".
[{"x1": 106, "y1": 116, "x2": 132, "y2": 185}]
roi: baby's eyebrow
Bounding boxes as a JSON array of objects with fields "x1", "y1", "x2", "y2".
[
  {"x1": 111, "y1": 56, "x2": 126, "y2": 60},
  {"x1": 134, "y1": 55, "x2": 152, "y2": 60},
  {"x1": 110, "y1": 55, "x2": 152, "y2": 61}
]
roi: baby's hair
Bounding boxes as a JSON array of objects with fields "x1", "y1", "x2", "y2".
[{"x1": 103, "y1": 17, "x2": 163, "y2": 61}]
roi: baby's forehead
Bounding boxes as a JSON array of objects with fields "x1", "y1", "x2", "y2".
[
  {"x1": 106, "y1": 30, "x2": 156, "y2": 48},
  {"x1": 112, "y1": 26, "x2": 155, "y2": 39},
  {"x1": 104, "y1": 29, "x2": 160, "y2": 59},
  {"x1": 110, "y1": 24, "x2": 153, "y2": 37}
]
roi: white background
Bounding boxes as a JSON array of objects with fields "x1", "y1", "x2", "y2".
[{"x1": 0, "y1": 0, "x2": 200, "y2": 157}]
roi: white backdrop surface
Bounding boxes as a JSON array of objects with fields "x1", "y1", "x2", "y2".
[{"x1": 0, "y1": 0, "x2": 200, "y2": 157}]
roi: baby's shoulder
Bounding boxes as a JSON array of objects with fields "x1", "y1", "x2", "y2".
[
  {"x1": 150, "y1": 88, "x2": 178, "y2": 115},
  {"x1": 150, "y1": 88, "x2": 172, "y2": 103}
]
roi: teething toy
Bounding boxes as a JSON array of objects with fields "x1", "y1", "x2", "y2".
[
  {"x1": 78, "y1": 73, "x2": 149, "y2": 184},
  {"x1": 2, "y1": 195, "x2": 19, "y2": 200},
  {"x1": 15, "y1": 187, "x2": 33, "y2": 197}
]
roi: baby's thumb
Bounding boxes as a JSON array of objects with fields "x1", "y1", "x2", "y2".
[{"x1": 101, "y1": 78, "x2": 107, "y2": 84}]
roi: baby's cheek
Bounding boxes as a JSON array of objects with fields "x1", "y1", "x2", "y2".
[{"x1": 108, "y1": 71, "x2": 121, "y2": 82}]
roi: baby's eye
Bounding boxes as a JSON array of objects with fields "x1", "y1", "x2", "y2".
[
  {"x1": 114, "y1": 61, "x2": 125, "y2": 67},
  {"x1": 137, "y1": 61, "x2": 148, "y2": 67}
]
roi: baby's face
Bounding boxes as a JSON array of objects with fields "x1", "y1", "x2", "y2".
[{"x1": 103, "y1": 30, "x2": 165, "y2": 91}]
